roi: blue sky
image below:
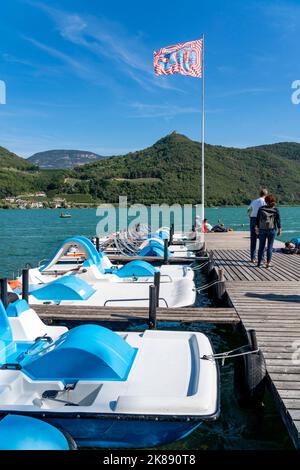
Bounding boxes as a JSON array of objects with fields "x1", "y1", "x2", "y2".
[{"x1": 0, "y1": 0, "x2": 300, "y2": 157}]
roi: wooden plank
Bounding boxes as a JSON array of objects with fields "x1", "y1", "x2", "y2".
[
  {"x1": 35, "y1": 305, "x2": 239, "y2": 324},
  {"x1": 108, "y1": 254, "x2": 206, "y2": 265},
  {"x1": 207, "y1": 232, "x2": 300, "y2": 448}
]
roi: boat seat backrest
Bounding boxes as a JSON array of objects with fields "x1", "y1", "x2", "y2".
[{"x1": 0, "y1": 301, "x2": 13, "y2": 347}]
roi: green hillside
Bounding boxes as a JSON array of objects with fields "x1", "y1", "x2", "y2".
[
  {"x1": 0, "y1": 147, "x2": 36, "y2": 170},
  {"x1": 73, "y1": 132, "x2": 300, "y2": 205},
  {"x1": 0, "y1": 147, "x2": 40, "y2": 198},
  {"x1": 1, "y1": 133, "x2": 300, "y2": 205}
]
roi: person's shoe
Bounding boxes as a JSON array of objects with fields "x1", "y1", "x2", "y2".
[
  {"x1": 266, "y1": 263, "x2": 273, "y2": 269},
  {"x1": 256, "y1": 264, "x2": 261, "y2": 268},
  {"x1": 250, "y1": 259, "x2": 256, "y2": 264}
]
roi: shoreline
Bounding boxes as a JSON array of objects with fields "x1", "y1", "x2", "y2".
[{"x1": 1, "y1": 204, "x2": 300, "y2": 210}]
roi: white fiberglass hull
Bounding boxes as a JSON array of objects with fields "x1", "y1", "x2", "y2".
[{"x1": 29, "y1": 276, "x2": 196, "y2": 308}]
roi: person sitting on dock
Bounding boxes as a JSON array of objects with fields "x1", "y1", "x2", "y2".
[
  {"x1": 255, "y1": 194, "x2": 282, "y2": 268},
  {"x1": 211, "y1": 223, "x2": 230, "y2": 232},
  {"x1": 279, "y1": 239, "x2": 300, "y2": 254},
  {"x1": 248, "y1": 188, "x2": 268, "y2": 263},
  {"x1": 202, "y1": 218, "x2": 212, "y2": 233}
]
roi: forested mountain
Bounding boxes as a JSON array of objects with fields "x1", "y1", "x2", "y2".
[{"x1": 1, "y1": 133, "x2": 300, "y2": 205}]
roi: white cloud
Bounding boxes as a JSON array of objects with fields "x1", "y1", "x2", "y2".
[
  {"x1": 25, "y1": 1, "x2": 184, "y2": 92},
  {"x1": 23, "y1": 36, "x2": 88, "y2": 74}
]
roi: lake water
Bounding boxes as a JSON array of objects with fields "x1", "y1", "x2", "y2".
[
  {"x1": 0, "y1": 206, "x2": 299, "y2": 278},
  {"x1": 0, "y1": 206, "x2": 297, "y2": 449}
]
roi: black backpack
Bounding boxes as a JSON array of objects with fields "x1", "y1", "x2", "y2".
[{"x1": 259, "y1": 208, "x2": 275, "y2": 230}]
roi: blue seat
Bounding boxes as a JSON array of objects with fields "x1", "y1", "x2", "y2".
[
  {"x1": 139, "y1": 240, "x2": 171, "y2": 258},
  {"x1": 1, "y1": 300, "x2": 137, "y2": 383},
  {"x1": 0, "y1": 301, "x2": 12, "y2": 345},
  {"x1": 21, "y1": 324, "x2": 137, "y2": 383},
  {"x1": 30, "y1": 276, "x2": 96, "y2": 302},
  {"x1": 113, "y1": 260, "x2": 158, "y2": 278}
]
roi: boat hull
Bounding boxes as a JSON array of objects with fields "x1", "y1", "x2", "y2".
[{"x1": 0, "y1": 413, "x2": 201, "y2": 448}]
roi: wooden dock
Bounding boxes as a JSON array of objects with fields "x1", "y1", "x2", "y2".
[
  {"x1": 35, "y1": 305, "x2": 238, "y2": 325},
  {"x1": 206, "y1": 231, "x2": 300, "y2": 448},
  {"x1": 107, "y1": 254, "x2": 206, "y2": 264}
]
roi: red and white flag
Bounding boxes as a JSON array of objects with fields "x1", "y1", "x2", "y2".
[{"x1": 153, "y1": 39, "x2": 203, "y2": 78}]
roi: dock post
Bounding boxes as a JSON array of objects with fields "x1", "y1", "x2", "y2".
[
  {"x1": 154, "y1": 271, "x2": 161, "y2": 307},
  {"x1": 217, "y1": 268, "x2": 225, "y2": 300},
  {"x1": 0, "y1": 278, "x2": 8, "y2": 309},
  {"x1": 22, "y1": 269, "x2": 29, "y2": 303},
  {"x1": 248, "y1": 329, "x2": 258, "y2": 351},
  {"x1": 148, "y1": 285, "x2": 157, "y2": 330},
  {"x1": 169, "y1": 224, "x2": 174, "y2": 246},
  {"x1": 163, "y1": 239, "x2": 169, "y2": 264},
  {"x1": 208, "y1": 251, "x2": 214, "y2": 272},
  {"x1": 96, "y1": 237, "x2": 100, "y2": 252}
]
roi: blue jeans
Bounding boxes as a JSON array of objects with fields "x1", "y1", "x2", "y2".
[
  {"x1": 250, "y1": 217, "x2": 258, "y2": 260},
  {"x1": 257, "y1": 229, "x2": 276, "y2": 265}
]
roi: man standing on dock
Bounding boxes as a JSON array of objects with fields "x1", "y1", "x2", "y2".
[{"x1": 247, "y1": 189, "x2": 268, "y2": 263}]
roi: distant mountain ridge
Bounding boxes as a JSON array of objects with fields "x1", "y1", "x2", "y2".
[{"x1": 28, "y1": 149, "x2": 107, "y2": 169}]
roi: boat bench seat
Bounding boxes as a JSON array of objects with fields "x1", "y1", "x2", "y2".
[{"x1": 114, "y1": 395, "x2": 201, "y2": 414}]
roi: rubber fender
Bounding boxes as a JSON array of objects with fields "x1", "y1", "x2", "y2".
[{"x1": 234, "y1": 345, "x2": 267, "y2": 408}]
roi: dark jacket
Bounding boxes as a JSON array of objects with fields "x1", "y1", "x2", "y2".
[{"x1": 256, "y1": 206, "x2": 281, "y2": 230}]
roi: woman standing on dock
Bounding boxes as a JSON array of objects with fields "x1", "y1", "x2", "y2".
[{"x1": 255, "y1": 194, "x2": 282, "y2": 268}]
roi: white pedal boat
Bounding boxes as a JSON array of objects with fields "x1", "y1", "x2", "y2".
[
  {"x1": 18, "y1": 237, "x2": 196, "y2": 308},
  {"x1": 31, "y1": 236, "x2": 194, "y2": 282},
  {"x1": 97, "y1": 228, "x2": 202, "y2": 257},
  {"x1": 0, "y1": 299, "x2": 220, "y2": 448}
]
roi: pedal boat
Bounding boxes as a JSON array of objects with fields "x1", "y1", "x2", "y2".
[
  {"x1": 0, "y1": 299, "x2": 219, "y2": 448},
  {"x1": 19, "y1": 237, "x2": 196, "y2": 308}
]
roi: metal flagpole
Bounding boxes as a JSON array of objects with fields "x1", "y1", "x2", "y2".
[{"x1": 201, "y1": 34, "x2": 205, "y2": 224}]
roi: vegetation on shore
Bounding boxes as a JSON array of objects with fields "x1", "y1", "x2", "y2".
[{"x1": 1, "y1": 133, "x2": 300, "y2": 207}]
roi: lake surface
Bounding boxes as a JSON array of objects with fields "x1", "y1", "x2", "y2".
[
  {"x1": 0, "y1": 206, "x2": 299, "y2": 278},
  {"x1": 0, "y1": 206, "x2": 297, "y2": 449}
]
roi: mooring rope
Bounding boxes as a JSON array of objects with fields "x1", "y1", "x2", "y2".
[
  {"x1": 196, "y1": 279, "x2": 224, "y2": 292},
  {"x1": 191, "y1": 261, "x2": 209, "y2": 271},
  {"x1": 202, "y1": 346, "x2": 260, "y2": 366}
]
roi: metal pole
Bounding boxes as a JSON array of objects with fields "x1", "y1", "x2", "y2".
[
  {"x1": 148, "y1": 285, "x2": 157, "y2": 329},
  {"x1": 154, "y1": 271, "x2": 161, "y2": 307},
  {"x1": 169, "y1": 224, "x2": 174, "y2": 246},
  {"x1": 0, "y1": 278, "x2": 8, "y2": 309},
  {"x1": 163, "y1": 239, "x2": 169, "y2": 264},
  {"x1": 22, "y1": 269, "x2": 29, "y2": 303},
  {"x1": 201, "y1": 34, "x2": 205, "y2": 224},
  {"x1": 208, "y1": 251, "x2": 214, "y2": 272},
  {"x1": 96, "y1": 237, "x2": 100, "y2": 252}
]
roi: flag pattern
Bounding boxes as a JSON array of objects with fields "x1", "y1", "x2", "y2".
[{"x1": 153, "y1": 39, "x2": 203, "y2": 77}]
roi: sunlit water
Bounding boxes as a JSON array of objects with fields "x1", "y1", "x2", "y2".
[
  {"x1": 0, "y1": 206, "x2": 299, "y2": 278},
  {"x1": 0, "y1": 206, "x2": 297, "y2": 449}
]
